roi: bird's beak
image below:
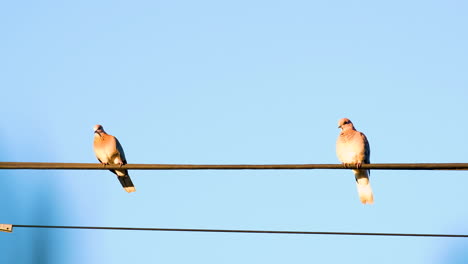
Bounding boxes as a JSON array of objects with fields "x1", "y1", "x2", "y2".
[{"x1": 338, "y1": 125, "x2": 341, "y2": 128}]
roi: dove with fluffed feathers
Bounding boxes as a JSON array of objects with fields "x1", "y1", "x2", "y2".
[
  {"x1": 93, "y1": 124, "x2": 136, "y2": 193},
  {"x1": 336, "y1": 118, "x2": 373, "y2": 204}
]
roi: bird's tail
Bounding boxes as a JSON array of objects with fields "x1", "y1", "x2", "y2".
[
  {"x1": 353, "y1": 169, "x2": 373, "y2": 204},
  {"x1": 117, "y1": 174, "x2": 136, "y2": 193},
  {"x1": 111, "y1": 169, "x2": 136, "y2": 193}
]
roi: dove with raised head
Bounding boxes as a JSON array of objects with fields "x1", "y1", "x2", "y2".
[
  {"x1": 336, "y1": 118, "x2": 373, "y2": 204},
  {"x1": 93, "y1": 124, "x2": 136, "y2": 193}
]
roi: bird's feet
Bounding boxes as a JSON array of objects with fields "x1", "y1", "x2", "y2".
[
  {"x1": 342, "y1": 162, "x2": 362, "y2": 169},
  {"x1": 355, "y1": 162, "x2": 362, "y2": 169}
]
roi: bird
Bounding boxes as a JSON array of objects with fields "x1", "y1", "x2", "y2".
[
  {"x1": 336, "y1": 118, "x2": 373, "y2": 204},
  {"x1": 93, "y1": 124, "x2": 136, "y2": 193}
]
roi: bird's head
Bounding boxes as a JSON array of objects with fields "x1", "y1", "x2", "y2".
[
  {"x1": 337, "y1": 118, "x2": 355, "y2": 131},
  {"x1": 93, "y1": 124, "x2": 105, "y2": 136}
]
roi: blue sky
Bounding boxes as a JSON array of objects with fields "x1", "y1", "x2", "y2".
[{"x1": 1, "y1": 0, "x2": 468, "y2": 263}]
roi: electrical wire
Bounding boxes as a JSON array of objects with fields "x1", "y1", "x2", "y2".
[
  {"x1": 1, "y1": 162, "x2": 468, "y2": 170},
  {"x1": 9, "y1": 225, "x2": 468, "y2": 238}
]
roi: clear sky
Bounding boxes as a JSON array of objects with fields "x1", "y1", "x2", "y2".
[{"x1": 1, "y1": 0, "x2": 468, "y2": 263}]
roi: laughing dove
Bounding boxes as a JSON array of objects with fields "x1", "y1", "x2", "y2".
[
  {"x1": 336, "y1": 118, "x2": 373, "y2": 204},
  {"x1": 93, "y1": 125, "x2": 136, "y2": 193}
]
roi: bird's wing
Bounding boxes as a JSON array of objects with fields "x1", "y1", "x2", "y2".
[
  {"x1": 115, "y1": 138, "x2": 127, "y2": 165},
  {"x1": 360, "y1": 132, "x2": 370, "y2": 164}
]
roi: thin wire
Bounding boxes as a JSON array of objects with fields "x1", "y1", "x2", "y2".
[
  {"x1": 11, "y1": 225, "x2": 468, "y2": 238},
  {"x1": 1, "y1": 162, "x2": 468, "y2": 170}
]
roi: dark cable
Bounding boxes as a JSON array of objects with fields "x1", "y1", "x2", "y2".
[
  {"x1": 1, "y1": 162, "x2": 468, "y2": 170},
  {"x1": 12, "y1": 225, "x2": 468, "y2": 238}
]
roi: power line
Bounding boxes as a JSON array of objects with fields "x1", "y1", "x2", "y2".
[
  {"x1": 1, "y1": 162, "x2": 468, "y2": 170},
  {"x1": 6, "y1": 225, "x2": 467, "y2": 238}
]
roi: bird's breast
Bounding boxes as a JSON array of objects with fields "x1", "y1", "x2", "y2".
[
  {"x1": 336, "y1": 135, "x2": 364, "y2": 163},
  {"x1": 94, "y1": 138, "x2": 118, "y2": 163}
]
